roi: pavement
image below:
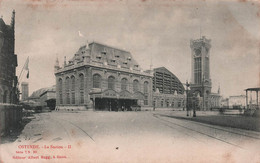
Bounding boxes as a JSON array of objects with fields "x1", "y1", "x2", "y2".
[
  {"x1": 155, "y1": 110, "x2": 260, "y2": 132},
  {"x1": 0, "y1": 110, "x2": 260, "y2": 163}
]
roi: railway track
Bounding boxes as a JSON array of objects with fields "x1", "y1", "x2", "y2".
[{"x1": 152, "y1": 113, "x2": 260, "y2": 149}]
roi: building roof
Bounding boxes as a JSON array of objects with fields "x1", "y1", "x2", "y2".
[
  {"x1": 245, "y1": 87, "x2": 260, "y2": 91},
  {"x1": 30, "y1": 85, "x2": 56, "y2": 98},
  {"x1": 67, "y1": 42, "x2": 140, "y2": 70},
  {"x1": 153, "y1": 67, "x2": 185, "y2": 93}
]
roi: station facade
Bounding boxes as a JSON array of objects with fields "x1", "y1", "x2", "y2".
[{"x1": 55, "y1": 42, "x2": 153, "y2": 111}]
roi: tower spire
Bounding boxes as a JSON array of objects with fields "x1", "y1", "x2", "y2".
[
  {"x1": 11, "y1": 10, "x2": 15, "y2": 30},
  {"x1": 54, "y1": 54, "x2": 60, "y2": 71},
  {"x1": 64, "y1": 56, "x2": 67, "y2": 67},
  {"x1": 218, "y1": 84, "x2": 220, "y2": 94}
]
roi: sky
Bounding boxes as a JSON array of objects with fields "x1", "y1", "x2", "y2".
[{"x1": 0, "y1": 0, "x2": 259, "y2": 98}]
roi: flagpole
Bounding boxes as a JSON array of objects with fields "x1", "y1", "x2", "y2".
[{"x1": 18, "y1": 56, "x2": 29, "y2": 84}]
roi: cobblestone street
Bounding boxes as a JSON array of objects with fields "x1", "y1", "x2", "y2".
[{"x1": 1, "y1": 111, "x2": 260, "y2": 162}]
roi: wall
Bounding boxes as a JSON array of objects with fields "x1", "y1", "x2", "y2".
[{"x1": 0, "y1": 104, "x2": 22, "y2": 136}]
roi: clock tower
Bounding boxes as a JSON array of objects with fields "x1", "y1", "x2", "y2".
[{"x1": 190, "y1": 36, "x2": 212, "y2": 110}]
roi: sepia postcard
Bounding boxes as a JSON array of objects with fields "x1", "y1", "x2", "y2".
[{"x1": 0, "y1": 0, "x2": 259, "y2": 162}]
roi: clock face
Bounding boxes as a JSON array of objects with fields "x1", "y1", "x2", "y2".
[{"x1": 194, "y1": 49, "x2": 201, "y2": 57}]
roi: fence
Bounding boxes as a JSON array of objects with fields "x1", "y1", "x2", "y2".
[{"x1": 0, "y1": 104, "x2": 22, "y2": 137}]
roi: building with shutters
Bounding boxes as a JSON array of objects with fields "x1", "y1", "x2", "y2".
[{"x1": 55, "y1": 42, "x2": 153, "y2": 111}]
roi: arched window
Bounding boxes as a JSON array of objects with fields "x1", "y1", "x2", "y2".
[
  {"x1": 108, "y1": 76, "x2": 115, "y2": 90},
  {"x1": 71, "y1": 76, "x2": 75, "y2": 104},
  {"x1": 58, "y1": 78, "x2": 63, "y2": 104},
  {"x1": 79, "y1": 74, "x2": 84, "y2": 90},
  {"x1": 121, "y1": 78, "x2": 128, "y2": 91},
  {"x1": 133, "y1": 79, "x2": 139, "y2": 92},
  {"x1": 79, "y1": 74, "x2": 84, "y2": 104},
  {"x1": 65, "y1": 77, "x2": 70, "y2": 104},
  {"x1": 93, "y1": 74, "x2": 101, "y2": 88},
  {"x1": 71, "y1": 76, "x2": 75, "y2": 91},
  {"x1": 144, "y1": 81, "x2": 149, "y2": 94}
]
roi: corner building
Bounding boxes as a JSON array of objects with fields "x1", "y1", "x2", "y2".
[
  {"x1": 0, "y1": 11, "x2": 18, "y2": 104},
  {"x1": 55, "y1": 42, "x2": 153, "y2": 111}
]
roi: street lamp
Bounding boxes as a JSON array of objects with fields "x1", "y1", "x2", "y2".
[
  {"x1": 192, "y1": 93, "x2": 200, "y2": 117},
  {"x1": 185, "y1": 81, "x2": 190, "y2": 116}
]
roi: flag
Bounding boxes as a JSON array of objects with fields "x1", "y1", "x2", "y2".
[
  {"x1": 25, "y1": 57, "x2": 29, "y2": 78},
  {"x1": 24, "y1": 57, "x2": 29, "y2": 70},
  {"x1": 26, "y1": 70, "x2": 29, "y2": 78}
]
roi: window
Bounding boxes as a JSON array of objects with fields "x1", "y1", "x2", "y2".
[
  {"x1": 161, "y1": 100, "x2": 164, "y2": 107},
  {"x1": 144, "y1": 81, "x2": 149, "y2": 94},
  {"x1": 79, "y1": 74, "x2": 84, "y2": 104},
  {"x1": 59, "y1": 79, "x2": 63, "y2": 104},
  {"x1": 93, "y1": 74, "x2": 101, "y2": 88},
  {"x1": 133, "y1": 80, "x2": 139, "y2": 92},
  {"x1": 108, "y1": 76, "x2": 115, "y2": 90},
  {"x1": 178, "y1": 101, "x2": 181, "y2": 107},
  {"x1": 80, "y1": 92, "x2": 84, "y2": 104},
  {"x1": 3, "y1": 90, "x2": 8, "y2": 103},
  {"x1": 65, "y1": 77, "x2": 70, "y2": 104},
  {"x1": 71, "y1": 76, "x2": 75, "y2": 91},
  {"x1": 79, "y1": 74, "x2": 84, "y2": 90},
  {"x1": 194, "y1": 57, "x2": 202, "y2": 84},
  {"x1": 144, "y1": 95, "x2": 148, "y2": 105},
  {"x1": 71, "y1": 92, "x2": 75, "y2": 104},
  {"x1": 121, "y1": 78, "x2": 128, "y2": 91},
  {"x1": 172, "y1": 102, "x2": 175, "y2": 108}
]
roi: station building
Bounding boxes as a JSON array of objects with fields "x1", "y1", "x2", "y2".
[
  {"x1": 150, "y1": 67, "x2": 185, "y2": 109},
  {"x1": 55, "y1": 42, "x2": 153, "y2": 111}
]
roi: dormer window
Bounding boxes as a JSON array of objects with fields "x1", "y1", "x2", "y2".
[
  {"x1": 111, "y1": 59, "x2": 116, "y2": 63},
  {"x1": 96, "y1": 54, "x2": 102, "y2": 59},
  {"x1": 115, "y1": 55, "x2": 120, "y2": 58},
  {"x1": 123, "y1": 61, "x2": 127, "y2": 65},
  {"x1": 127, "y1": 57, "x2": 131, "y2": 61},
  {"x1": 134, "y1": 65, "x2": 139, "y2": 68},
  {"x1": 101, "y1": 49, "x2": 107, "y2": 55}
]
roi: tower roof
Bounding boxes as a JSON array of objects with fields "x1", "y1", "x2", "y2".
[{"x1": 190, "y1": 36, "x2": 211, "y2": 49}]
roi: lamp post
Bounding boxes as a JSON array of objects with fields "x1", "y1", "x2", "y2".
[
  {"x1": 192, "y1": 93, "x2": 200, "y2": 117},
  {"x1": 202, "y1": 75, "x2": 205, "y2": 111},
  {"x1": 185, "y1": 81, "x2": 190, "y2": 116}
]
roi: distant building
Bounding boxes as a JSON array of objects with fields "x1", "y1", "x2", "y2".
[
  {"x1": 221, "y1": 98, "x2": 229, "y2": 107},
  {"x1": 151, "y1": 67, "x2": 185, "y2": 108},
  {"x1": 245, "y1": 87, "x2": 259, "y2": 109},
  {"x1": 21, "y1": 82, "x2": 29, "y2": 101},
  {"x1": 24, "y1": 86, "x2": 56, "y2": 110},
  {"x1": 39, "y1": 86, "x2": 56, "y2": 110},
  {"x1": 189, "y1": 36, "x2": 221, "y2": 110},
  {"x1": 0, "y1": 10, "x2": 18, "y2": 104},
  {"x1": 229, "y1": 95, "x2": 246, "y2": 108},
  {"x1": 55, "y1": 42, "x2": 153, "y2": 111}
]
